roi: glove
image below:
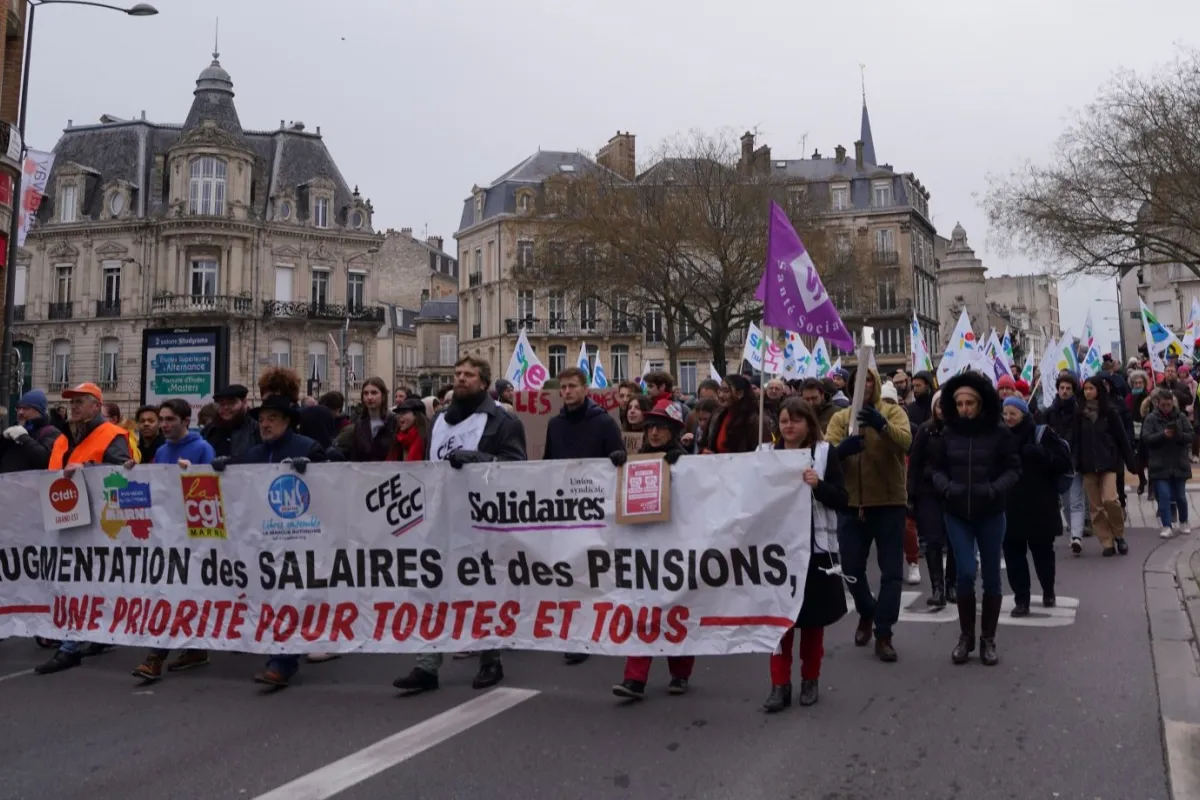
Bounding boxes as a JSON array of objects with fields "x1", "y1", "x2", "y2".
[
  {"x1": 609, "y1": 450, "x2": 628, "y2": 467},
  {"x1": 3, "y1": 425, "x2": 26, "y2": 442},
  {"x1": 857, "y1": 406, "x2": 887, "y2": 432},
  {"x1": 834, "y1": 435, "x2": 865, "y2": 460},
  {"x1": 664, "y1": 449, "x2": 682, "y2": 465},
  {"x1": 448, "y1": 449, "x2": 487, "y2": 469},
  {"x1": 211, "y1": 456, "x2": 232, "y2": 473},
  {"x1": 286, "y1": 457, "x2": 309, "y2": 474}
]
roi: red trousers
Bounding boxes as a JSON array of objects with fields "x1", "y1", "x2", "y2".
[
  {"x1": 769, "y1": 627, "x2": 824, "y2": 685},
  {"x1": 623, "y1": 655, "x2": 695, "y2": 682},
  {"x1": 904, "y1": 517, "x2": 920, "y2": 565}
]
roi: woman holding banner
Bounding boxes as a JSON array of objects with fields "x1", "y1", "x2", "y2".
[{"x1": 762, "y1": 397, "x2": 847, "y2": 712}]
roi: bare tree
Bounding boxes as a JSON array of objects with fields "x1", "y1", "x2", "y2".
[
  {"x1": 985, "y1": 48, "x2": 1200, "y2": 279},
  {"x1": 516, "y1": 129, "x2": 834, "y2": 375}
]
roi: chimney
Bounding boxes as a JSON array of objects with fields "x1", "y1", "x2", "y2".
[
  {"x1": 812, "y1": 149, "x2": 821, "y2": 160},
  {"x1": 834, "y1": 145, "x2": 846, "y2": 165},
  {"x1": 426, "y1": 235, "x2": 444, "y2": 252},
  {"x1": 854, "y1": 139, "x2": 864, "y2": 170},
  {"x1": 741, "y1": 131, "x2": 755, "y2": 162},
  {"x1": 400, "y1": 227, "x2": 413, "y2": 238},
  {"x1": 597, "y1": 131, "x2": 636, "y2": 180}
]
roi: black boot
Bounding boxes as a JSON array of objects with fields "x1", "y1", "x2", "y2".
[
  {"x1": 945, "y1": 553, "x2": 958, "y2": 604},
  {"x1": 472, "y1": 661, "x2": 504, "y2": 689},
  {"x1": 926, "y1": 548, "x2": 946, "y2": 607},
  {"x1": 392, "y1": 667, "x2": 439, "y2": 694},
  {"x1": 853, "y1": 615, "x2": 873, "y2": 647},
  {"x1": 35, "y1": 649, "x2": 82, "y2": 675},
  {"x1": 980, "y1": 595, "x2": 1001, "y2": 666},
  {"x1": 951, "y1": 593, "x2": 976, "y2": 665},
  {"x1": 945, "y1": 584, "x2": 958, "y2": 604},
  {"x1": 798, "y1": 679, "x2": 819, "y2": 706},
  {"x1": 762, "y1": 684, "x2": 791, "y2": 712},
  {"x1": 1011, "y1": 598, "x2": 1030, "y2": 618}
]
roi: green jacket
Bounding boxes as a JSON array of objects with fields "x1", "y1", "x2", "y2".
[{"x1": 824, "y1": 367, "x2": 912, "y2": 509}]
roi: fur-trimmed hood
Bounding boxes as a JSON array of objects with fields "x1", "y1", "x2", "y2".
[{"x1": 939, "y1": 371, "x2": 1002, "y2": 432}]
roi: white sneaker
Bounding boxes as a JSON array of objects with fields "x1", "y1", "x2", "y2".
[
  {"x1": 1183, "y1": 522, "x2": 1192, "y2": 534},
  {"x1": 906, "y1": 562, "x2": 921, "y2": 585},
  {"x1": 1161, "y1": 526, "x2": 1174, "y2": 539}
]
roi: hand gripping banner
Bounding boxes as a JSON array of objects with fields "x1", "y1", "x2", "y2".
[{"x1": 0, "y1": 452, "x2": 814, "y2": 656}]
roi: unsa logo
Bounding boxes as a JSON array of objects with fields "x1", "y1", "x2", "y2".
[
  {"x1": 268, "y1": 474, "x2": 310, "y2": 520},
  {"x1": 365, "y1": 473, "x2": 425, "y2": 536}
]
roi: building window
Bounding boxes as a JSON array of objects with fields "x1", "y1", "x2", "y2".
[
  {"x1": 788, "y1": 186, "x2": 807, "y2": 216},
  {"x1": 877, "y1": 276, "x2": 896, "y2": 310},
  {"x1": 279, "y1": 200, "x2": 292, "y2": 220},
  {"x1": 55, "y1": 265, "x2": 72, "y2": 303},
  {"x1": 274, "y1": 265, "x2": 294, "y2": 302},
  {"x1": 645, "y1": 307, "x2": 663, "y2": 343},
  {"x1": 474, "y1": 193, "x2": 484, "y2": 222},
  {"x1": 517, "y1": 192, "x2": 530, "y2": 213},
  {"x1": 831, "y1": 184, "x2": 849, "y2": 211},
  {"x1": 313, "y1": 197, "x2": 329, "y2": 228},
  {"x1": 474, "y1": 248, "x2": 482, "y2": 278},
  {"x1": 875, "y1": 228, "x2": 895, "y2": 255},
  {"x1": 59, "y1": 184, "x2": 78, "y2": 223},
  {"x1": 516, "y1": 239, "x2": 534, "y2": 269},
  {"x1": 831, "y1": 284, "x2": 852, "y2": 310},
  {"x1": 679, "y1": 361, "x2": 697, "y2": 394},
  {"x1": 347, "y1": 342, "x2": 365, "y2": 384},
  {"x1": 109, "y1": 192, "x2": 125, "y2": 217},
  {"x1": 102, "y1": 261, "x2": 121, "y2": 308},
  {"x1": 439, "y1": 334, "x2": 457, "y2": 366},
  {"x1": 307, "y1": 342, "x2": 328, "y2": 384},
  {"x1": 188, "y1": 157, "x2": 227, "y2": 215},
  {"x1": 610, "y1": 344, "x2": 629, "y2": 381},
  {"x1": 835, "y1": 232, "x2": 851, "y2": 257},
  {"x1": 348, "y1": 272, "x2": 366, "y2": 312},
  {"x1": 878, "y1": 327, "x2": 904, "y2": 355},
  {"x1": 872, "y1": 181, "x2": 893, "y2": 208},
  {"x1": 517, "y1": 290, "x2": 534, "y2": 323},
  {"x1": 99, "y1": 337, "x2": 119, "y2": 387},
  {"x1": 190, "y1": 259, "x2": 218, "y2": 299},
  {"x1": 580, "y1": 296, "x2": 598, "y2": 331},
  {"x1": 51, "y1": 339, "x2": 70, "y2": 387},
  {"x1": 350, "y1": 211, "x2": 364, "y2": 229},
  {"x1": 270, "y1": 338, "x2": 291, "y2": 368},
  {"x1": 13, "y1": 265, "x2": 26, "y2": 307},
  {"x1": 548, "y1": 345, "x2": 567, "y2": 378},
  {"x1": 311, "y1": 269, "x2": 330, "y2": 308},
  {"x1": 678, "y1": 316, "x2": 694, "y2": 342},
  {"x1": 586, "y1": 344, "x2": 599, "y2": 374},
  {"x1": 548, "y1": 291, "x2": 565, "y2": 331}
]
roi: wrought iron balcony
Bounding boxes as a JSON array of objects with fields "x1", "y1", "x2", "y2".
[
  {"x1": 261, "y1": 300, "x2": 385, "y2": 323},
  {"x1": 152, "y1": 294, "x2": 255, "y2": 316},
  {"x1": 11, "y1": 305, "x2": 23, "y2": 321},
  {"x1": 95, "y1": 300, "x2": 121, "y2": 318},
  {"x1": 872, "y1": 250, "x2": 900, "y2": 266},
  {"x1": 504, "y1": 317, "x2": 645, "y2": 336},
  {"x1": 468, "y1": 272, "x2": 483, "y2": 288},
  {"x1": 48, "y1": 302, "x2": 72, "y2": 320}
]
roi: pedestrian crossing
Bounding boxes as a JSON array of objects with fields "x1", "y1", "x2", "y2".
[{"x1": 847, "y1": 591, "x2": 1080, "y2": 627}]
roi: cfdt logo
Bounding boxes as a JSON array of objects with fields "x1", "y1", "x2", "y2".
[
  {"x1": 48, "y1": 478, "x2": 79, "y2": 513},
  {"x1": 268, "y1": 475, "x2": 310, "y2": 519}
]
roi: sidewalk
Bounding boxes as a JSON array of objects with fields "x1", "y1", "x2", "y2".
[{"x1": 1125, "y1": 483, "x2": 1200, "y2": 530}]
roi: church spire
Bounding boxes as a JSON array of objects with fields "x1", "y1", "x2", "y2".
[{"x1": 859, "y1": 65, "x2": 877, "y2": 166}]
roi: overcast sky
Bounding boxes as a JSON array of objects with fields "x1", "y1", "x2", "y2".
[{"x1": 26, "y1": 0, "x2": 1200, "y2": 356}]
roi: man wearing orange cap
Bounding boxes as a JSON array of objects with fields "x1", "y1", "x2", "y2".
[{"x1": 36, "y1": 382, "x2": 132, "y2": 675}]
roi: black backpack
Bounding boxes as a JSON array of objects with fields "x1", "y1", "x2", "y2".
[{"x1": 1035, "y1": 424, "x2": 1074, "y2": 494}]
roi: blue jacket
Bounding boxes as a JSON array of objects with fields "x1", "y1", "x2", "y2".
[
  {"x1": 241, "y1": 429, "x2": 327, "y2": 465},
  {"x1": 153, "y1": 431, "x2": 215, "y2": 465},
  {"x1": 544, "y1": 398, "x2": 624, "y2": 460}
]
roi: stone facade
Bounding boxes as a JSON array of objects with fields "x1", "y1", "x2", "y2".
[
  {"x1": 1118, "y1": 264, "x2": 1200, "y2": 363},
  {"x1": 984, "y1": 273, "x2": 1061, "y2": 361},
  {"x1": 373, "y1": 227, "x2": 457, "y2": 311},
  {"x1": 11, "y1": 52, "x2": 391, "y2": 409},
  {"x1": 935, "y1": 223, "x2": 989, "y2": 348}
]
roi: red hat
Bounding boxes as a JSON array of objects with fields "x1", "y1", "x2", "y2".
[
  {"x1": 996, "y1": 375, "x2": 1017, "y2": 390},
  {"x1": 1014, "y1": 379, "x2": 1030, "y2": 396},
  {"x1": 644, "y1": 401, "x2": 686, "y2": 430}
]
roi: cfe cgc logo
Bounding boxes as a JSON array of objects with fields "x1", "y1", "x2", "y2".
[
  {"x1": 364, "y1": 472, "x2": 425, "y2": 536},
  {"x1": 263, "y1": 474, "x2": 321, "y2": 541},
  {"x1": 182, "y1": 474, "x2": 226, "y2": 539}
]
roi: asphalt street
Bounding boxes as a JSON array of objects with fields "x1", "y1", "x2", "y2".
[{"x1": 0, "y1": 525, "x2": 1172, "y2": 800}]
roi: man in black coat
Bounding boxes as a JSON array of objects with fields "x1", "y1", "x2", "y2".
[
  {"x1": 543, "y1": 366, "x2": 623, "y2": 664},
  {"x1": 394, "y1": 356, "x2": 526, "y2": 696},
  {"x1": 203, "y1": 384, "x2": 260, "y2": 460},
  {"x1": 0, "y1": 390, "x2": 61, "y2": 473},
  {"x1": 905, "y1": 370, "x2": 935, "y2": 429}
]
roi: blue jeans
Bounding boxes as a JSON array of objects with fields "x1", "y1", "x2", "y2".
[
  {"x1": 1059, "y1": 474, "x2": 1085, "y2": 539},
  {"x1": 944, "y1": 512, "x2": 1006, "y2": 598},
  {"x1": 1154, "y1": 478, "x2": 1189, "y2": 527},
  {"x1": 267, "y1": 654, "x2": 300, "y2": 677},
  {"x1": 837, "y1": 506, "x2": 906, "y2": 638}
]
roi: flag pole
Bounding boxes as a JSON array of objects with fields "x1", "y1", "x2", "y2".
[{"x1": 758, "y1": 320, "x2": 768, "y2": 446}]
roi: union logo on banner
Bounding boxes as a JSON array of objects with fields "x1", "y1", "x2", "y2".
[{"x1": 182, "y1": 474, "x2": 226, "y2": 539}]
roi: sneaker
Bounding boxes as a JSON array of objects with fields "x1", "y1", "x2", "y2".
[
  {"x1": 35, "y1": 650, "x2": 82, "y2": 675},
  {"x1": 252, "y1": 668, "x2": 291, "y2": 688},
  {"x1": 167, "y1": 650, "x2": 209, "y2": 672},
  {"x1": 1183, "y1": 522, "x2": 1193, "y2": 534},
  {"x1": 392, "y1": 668, "x2": 439, "y2": 694},
  {"x1": 472, "y1": 661, "x2": 504, "y2": 690},
  {"x1": 1042, "y1": 594, "x2": 1056, "y2": 608},
  {"x1": 667, "y1": 677, "x2": 688, "y2": 695},
  {"x1": 905, "y1": 562, "x2": 921, "y2": 585},
  {"x1": 612, "y1": 679, "x2": 646, "y2": 700},
  {"x1": 1071, "y1": 538, "x2": 1083, "y2": 555},
  {"x1": 1011, "y1": 602, "x2": 1030, "y2": 618},
  {"x1": 1116, "y1": 537, "x2": 1129, "y2": 555},
  {"x1": 1161, "y1": 526, "x2": 1175, "y2": 539},
  {"x1": 132, "y1": 654, "x2": 165, "y2": 681}
]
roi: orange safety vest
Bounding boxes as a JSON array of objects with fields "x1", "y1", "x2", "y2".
[{"x1": 48, "y1": 422, "x2": 127, "y2": 470}]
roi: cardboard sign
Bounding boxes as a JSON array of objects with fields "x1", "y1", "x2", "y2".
[
  {"x1": 622, "y1": 431, "x2": 644, "y2": 454},
  {"x1": 616, "y1": 454, "x2": 671, "y2": 524},
  {"x1": 513, "y1": 388, "x2": 622, "y2": 460},
  {"x1": 41, "y1": 471, "x2": 91, "y2": 531}
]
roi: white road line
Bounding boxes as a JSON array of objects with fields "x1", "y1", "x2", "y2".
[
  {"x1": 251, "y1": 687, "x2": 539, "y2": 800},
  {"x1": 0, "y1": 668, "x2": 33, "y2": 683}
]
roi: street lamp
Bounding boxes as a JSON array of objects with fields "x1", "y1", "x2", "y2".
[{"x1": 0, "y1": 0, "x2": 157, "y2": 418}]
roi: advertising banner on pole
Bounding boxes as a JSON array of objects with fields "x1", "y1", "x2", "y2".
[{"x1": 0, "y1": 454, "x2": 814, "y2": 656}]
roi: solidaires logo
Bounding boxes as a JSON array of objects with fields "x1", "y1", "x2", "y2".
[{"x1": 468, "y1": 488, "x2": 605, "y2": 530}]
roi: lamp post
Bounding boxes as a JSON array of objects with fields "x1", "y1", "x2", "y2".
[{"x1": 0, "y1": 0, "x2": 158, "y2": 419}]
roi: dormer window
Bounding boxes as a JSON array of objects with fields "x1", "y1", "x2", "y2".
[
  {"x1": 59, "y1": 184, "x2": 78, "y2": 223},
  {"x1": 313, "y1": 197, "x2": 329, "y2": 228},
  {"x1": 279, "y1": 200, "x2": 292, "y2": 220},
  {"x1": 831, "y1": 183, "x2": 849, "y2": 211},
  {"x1": 872, "y1": 181, "x2": 892, "y2": 208},
  {"x1": 474, "y1": 192, "x2": 485, "y2": 223},
  {"x1": 108, "y1": 191, "x2": 124, "y2": 217},
  {"x1": 350, "y1": 210, "x2": 364, "y2": 229},
  {"x1": 518, "y1": 193, "x2": 530, "y2": 213},
  {"x1": 188, "y1": 156, "x2": 227, "y2": 215}
]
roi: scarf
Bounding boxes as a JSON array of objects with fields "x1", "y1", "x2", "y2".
[
  {"x1": 388, "y1": 425, "x2": 424, "y2": 462},
  {"x1": 1083, "y1": 398, "x2": 1100, "y2": 422}
]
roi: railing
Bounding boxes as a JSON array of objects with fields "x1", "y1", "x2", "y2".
[
  {"x1": 48, "y1": 302, "x2": 72, "y2": 320},
  {"x1": 468, "y1": 272, "x2": 482, "y2": 287},
  {"x1": 11, "y1": 305, "x2": 23, "y2": 321},
  {"x1": 95, "y1": 300, "x2": 121, "y2": 318},
  {"x1": 261, "y1": 300, "x2": 385, "y2": 323},
  {"x1": 504, "y1": 317, "x2": 645, "y2": 336},
  {"x1": 872, "y1": 250, "x2": 900, "y2": 266},
  {"x1": 98, "y1": 380, "x2": 118, "y2": 392},
  {"x1": 49, "y1": 380, "x2": 71, "y2": 392},
  {"x1": 152, "y1": 294, "x2": 255, "y2": 316},
  {"x1": 830, "y1": 296, "x2": 914, "y2": 317}
]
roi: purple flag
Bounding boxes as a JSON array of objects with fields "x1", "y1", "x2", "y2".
[{"x1": 754, "y1": 201, "x2": 855, "y2": 351}]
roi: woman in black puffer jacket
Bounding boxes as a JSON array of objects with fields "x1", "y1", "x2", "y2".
[{"x1": 929, "y1": 372, "x2": 1021, "y2": 667}]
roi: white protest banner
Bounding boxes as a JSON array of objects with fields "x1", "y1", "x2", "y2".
[
  {"x1": 0, "y1": 454, "x2": 813, "y2": 656},
  {"x1": 40, "y1": 471, "x2": 91, "y2": 531}
]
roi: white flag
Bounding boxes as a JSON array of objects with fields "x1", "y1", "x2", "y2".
[
  {"x1": 1183, "y1": 298, "x2": 1200, "y2": 362},
  {"x1": 576, "y1": 342, "x2": 591, "y2": 381},
  {"x1": 936, "y1": 310, "x2": 976, "y2": 385},
  {"x1": 504, "y1": 329, "x2": 547, "y2": 390},
  {"x1": 812, "y1": 338, "x2": 833, "y2": 378},
  {"x1": 742, "y1": 322, "x2": 766, "y2": 371},
  {"x1": 910, "y1": 311, "x2": 933, "y2": 375},
  {"x1": 1038, "y1": 334, "x2": 1059, "y2": 409},
  {"x1": 709, "y1": 362, "x2": 723, "y2": 382},
  {"x1": 782, "y1": 332, "x2": 812, "y2": 380}
]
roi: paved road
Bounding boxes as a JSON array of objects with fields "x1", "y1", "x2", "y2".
[{"x1": 0, "y1": 525, "x2": 1172, "y2": 800}]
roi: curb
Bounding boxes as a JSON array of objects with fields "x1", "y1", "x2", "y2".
[{"x1": 1145, "y1": 533, "x2": 1200, "y2": 800}]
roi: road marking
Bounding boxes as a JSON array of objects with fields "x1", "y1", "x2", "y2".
[
  {"x1": 251, "y1": 687, "x2": 539, "y2": 800},
  {"x1": 0, "y1": 668, "x2": 33, "y2": 684},
  {"x1": 846, "y1": 591, "x2": 1080, "y2": 627}
]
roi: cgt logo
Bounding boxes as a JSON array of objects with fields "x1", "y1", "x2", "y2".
[
  {"x1": 182, "y1": 474, "x2": 226, "y2": 539},
  {"x1": 365, "y1": 473, "x2": 425, "y2": 536},
  {"x1": 49, "y1": 478, "x2": 79, "y2": 513}
]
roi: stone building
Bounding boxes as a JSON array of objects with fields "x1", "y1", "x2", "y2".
[
  {"x1": 11, "y1": 49, "x2": 389, "y2": 410},
  {"x1": 0, "y1": 2, "x2": 28, "y2": 411},
  {"x1": 935, "y1": 223, "x2": 988, "y2": 344},
  {"x1": 1118, "y1": 264, "x2": 1198, "y2": 362},
  {"x1": 372, "y1": 227, "x2": 457, "y2": 310},
  {"x1": 984, "y1": 273, "x2": 1061, "y2": 361},
  {"x1": 411, "y1": 296, "x2": 458, "y2": 396}
]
